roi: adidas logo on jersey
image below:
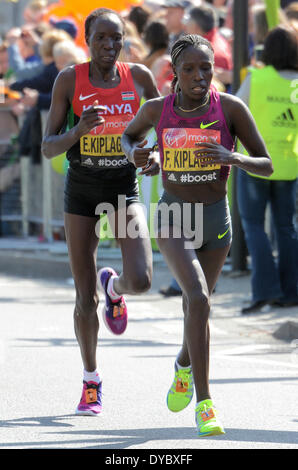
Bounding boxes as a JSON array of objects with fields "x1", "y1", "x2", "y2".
[
  {"x1": 272, "y1": 108, "x2": 296, "y2": 128},
  {"x1": 167, "y1": 173, "x2": 177, "y2": 182},
  {"x1": 83, "y1": 158, "x2": 94, "y2": 166}
]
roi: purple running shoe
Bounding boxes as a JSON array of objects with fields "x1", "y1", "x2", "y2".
[{"x1": 98, "y1": 267, "x2": 128, "y2": 335}]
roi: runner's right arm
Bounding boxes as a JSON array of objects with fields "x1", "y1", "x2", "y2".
[
  {"x1": 42, "y1": 67, "x2": 105, "y2": 159},
  {"x1": 121, "y1": 97, "x2": 163, "y2": 169}
]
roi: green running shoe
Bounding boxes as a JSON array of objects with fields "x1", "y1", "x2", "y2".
[
  {"x1": 195, "y1": 399, "x2": 225, "y2": 437},
  {"x1": 167, "y1": 365, "x2": 194, "y2": 412}
]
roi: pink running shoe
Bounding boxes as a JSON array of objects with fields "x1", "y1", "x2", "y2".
[
  {"x1": 75, "y1": 380, "x2": 102, "y2": 416},
  {"x1": 98, "y1": 267, "x2": 128, "y2": 335}
]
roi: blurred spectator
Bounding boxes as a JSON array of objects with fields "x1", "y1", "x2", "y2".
[
  {"x1": 128, "y1": 5, "x2": 152, "y2": 36},
  {"x1": 23, "y1": 0, "x2": 48, "y2": 26},
  {"x1": 162, "y1": 0, "x2": 192, "y2": 51},
  {"x1": 205, "y1": 0, "x2": 229, "y2": 27},
  {"x1": 10, "y1": 29, "x2": 71, "y2": 104},
  {"x1": 185, "y1": 4, "x2": 233, "y2": 87},
  {"x1": 121, "y1": 37, "x2": 148, "y2": 64},
  {"x1": 5, "y1": 22, "x2": 53, "y2": 81},
  {"x1": 9, "y1": 29, "x2": 71, "y2": 166},
  {"x1": 281, "y1": 0, "x2": 298, "y2": 7},
  {"x1": 143, "y1": 21, "x2": 173, "y2": 95},
  {"x1": 285, "y1": 1, "x2": 298, "y2": 18},
  {"x1": 143, "y1": 21, "x2": 169, "y2": 69},
  {"x1": 284, "y1": 1, "x2": 298, "y2": 31},
  {"x1": 119, "y1": 20, "x2": 148, "y2": 63},
  {"x1": 225, "y1": 0, "x2": 290, "y2": 60},
  {"x1": 249, "y1": 3, "x2": 289, "y2": 66},
  {"x1": 237, "y1": 26, "x2": 298, "y2": 313},
  {"x1": 251, "y1": 3, "x2": 270, "y2": 46},
  {"x1": 0, "y1": 42, "x2": 11, "y2": 79},
  {"x1": 5, "y1": 25, "x2": 44, "y2": 80},
  {"x1": 0, "y1": 40, "x2": 20, "y2": 200},
  {"x1": 53, "y1": 40, "x2": 87, "y2": 71},
  {"x1": 49, "y1": 18, "x2": 78, "y2": 40},
  {"x1": 206, "y1": 0, "x2": 227, "y2": 5},
  {"x1": 223, "y1": 0, "x2": 255, "y2": 59},
  {"x1": 0, "y1": 41, "x2": 20, "y2": 214},
  {"x1": 121, "y1": 18, "x2": 139, "y2": 39}
]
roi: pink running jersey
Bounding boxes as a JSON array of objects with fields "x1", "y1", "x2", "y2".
[{"x1": 156, "y1": 89, "x2": 234, "y2": 185}]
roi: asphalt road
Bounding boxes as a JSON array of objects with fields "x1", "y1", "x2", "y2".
[{"x1": 0, "y1": 270, "x2": 297, "y2": 451}]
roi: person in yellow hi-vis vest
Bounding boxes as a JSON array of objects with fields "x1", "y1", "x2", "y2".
[{"x1": 237, "y1": 26, "x2": 298, "y2": 313}]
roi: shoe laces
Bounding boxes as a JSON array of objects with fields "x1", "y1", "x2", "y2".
[
  {"x1": 83, "y1": 381, "x2": 102, "y2": 404},
  {"x1": 112, "y1": 301, "x2": 125, "y2": 318},
  {"x1": 196, "y1": 402, "x2": 216, "y2": 423},
  {"x1": 173, "y1": 368, "x2": 192, "y2": 393}
]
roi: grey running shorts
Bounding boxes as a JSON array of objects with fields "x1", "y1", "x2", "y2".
[{"x1": 155, "y1": 191, "x2": 232, "y2": 251}]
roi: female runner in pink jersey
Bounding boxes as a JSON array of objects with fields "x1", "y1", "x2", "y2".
[
  {"x1": 42, "y1": 8, "x2": 160, "y2": 416},
  {"x1": 122, "y1": 34, "x2": 273, "y2": 437}
]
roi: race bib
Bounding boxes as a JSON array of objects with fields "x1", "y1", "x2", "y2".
[
  {"x1": 162, "y1": 128, "x2": 221, "y2": 184},
  {"x1": 80, "y1": 114, "x2": 133, "y2": 169}
]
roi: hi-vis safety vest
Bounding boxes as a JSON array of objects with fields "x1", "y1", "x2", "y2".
[{"x1": 248, "y1": 66, "x2": 298, "y2": 180}]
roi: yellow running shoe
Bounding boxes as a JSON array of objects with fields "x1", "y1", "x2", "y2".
[
  {"x1": 195, "y1": 399, "x2": 225, "y2": 437},
  {"x1": 167, "y1": 366, "x2": 193, "y2": 412}
]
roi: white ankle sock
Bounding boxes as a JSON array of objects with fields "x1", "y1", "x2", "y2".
[
  {"x1": 175, "y1": 359, "x2": 191, "y2": 370},
  {"x1": 83, "y1": 369, "x2": 100, "y2": 384},
  {"x1": 196, "y1": 399, "x2": 212, "y2": 407},
  {"x1": 107, "y1": 275, "x2": 121, "y2": 301}
]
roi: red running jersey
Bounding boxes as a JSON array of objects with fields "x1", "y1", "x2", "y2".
[{"x1": 67, "y1": 61, "x2": 140, "y2": 171}]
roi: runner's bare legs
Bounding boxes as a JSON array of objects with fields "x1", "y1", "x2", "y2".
[
  {"x1": 178, "y1": 245, "x2": 230, "y2": 368},
  {"x1": 157, "y1": 229, "x2": 230, "y2": 402},
  {"x1": 64, "y1": 213, "x2": 99, "y2": 372},
  {"x1": 64, "y1": 203, "x2": 152, "y2": 372},
  {"x1": 108, "y1": 202, "x2": 152, "y2": 296}
]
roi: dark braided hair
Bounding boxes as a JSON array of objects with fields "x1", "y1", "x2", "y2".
[
  {"x1": 85, "y1": 8, "x2": 125, "y2": 44},
  {"x1": 170, "y1": 34, "x2": 214, "y2": 93}
]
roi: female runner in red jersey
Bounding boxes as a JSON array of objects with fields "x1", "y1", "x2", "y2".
[
  {"x1": 42, "y1": 8, "x2": 160, "y2": 416},
  {"x1": 122, "y1": 34, "x2": 273, "y2": 437}
]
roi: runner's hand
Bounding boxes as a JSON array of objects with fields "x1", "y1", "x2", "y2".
[
  {"x1": 76, "y1": 100, "x2": 105, "y2": 137},
  {"x1": 132, "y1": 139, "x2": 151, "y2": 167},
  {"x1": 139, "y1": 156, "x2": 160, "y2": 176},
  {"x1": 132, "y1": 140, "x2": 153, "y2": 167},
  {"x1": 132, "y1": 140, "x2": 160, "y2": 176},
  {"x1": 194, "y1": 136, "x2": 234, "y2": 166}
]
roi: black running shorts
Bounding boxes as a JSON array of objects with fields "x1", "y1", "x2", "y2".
[{"x1": 64, "y1": 168, "x2": 140, "y2": 217}]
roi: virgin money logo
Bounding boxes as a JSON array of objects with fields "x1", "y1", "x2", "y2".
[{"x1": 164, "y1": 128, "x2": 187, "y2": 148}]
